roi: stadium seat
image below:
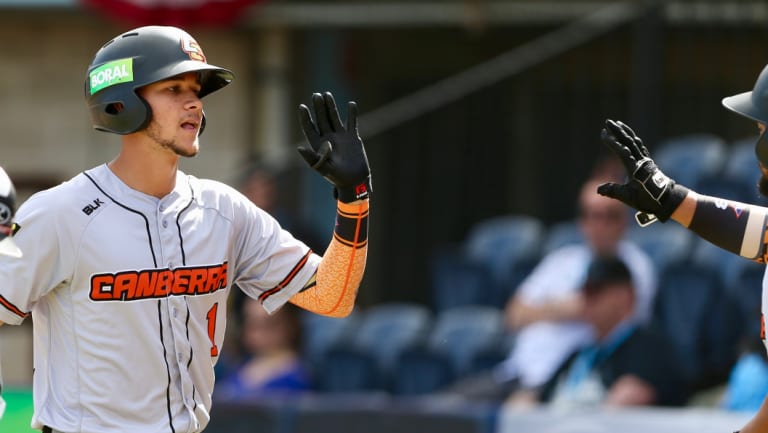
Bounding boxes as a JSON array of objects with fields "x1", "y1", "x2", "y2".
[
  {"x1": 542, "y1": 220, "x2": 584, "y2": 255},
  {"x1": 723, "y1": 258, "x2": 764, "y2": 342},
  {"x1": 687, "y1": 237, "x2": 742, "y2": 287},
  {"x1": 464, "y1": 214, "x2": 545, "y2": 304},
  {"x1": 301, "y1": 310, "x2": 360, "y2": 371},
  {"x1": 652, "y1": 262, "x2": 740, "y2": 391},
  {"x1": 425, "y1": 305, "x2": 505, "y2": 378},
  {"x1": 653, "y1": 133, "x2": 727, "y2": 189},
  {"x1": 315, "y1": 303, "x2": 432, "y2": 393},
  {"x1": 316, "y1": 346, "x2": 382, "y2": 392},
  {"x1": 430, "y1": 246, "x2": 496, "y2": 312},
  {"x1": 391, "y1": 347, "x2": 455, "y2": 395},
  {"x1": 627, "y1": 222, "x2": 694, "y2": 273}
]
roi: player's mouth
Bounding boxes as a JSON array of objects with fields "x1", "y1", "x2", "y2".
[{"x1": 180, "y1": 118, "x2": 201, "y2": 131}]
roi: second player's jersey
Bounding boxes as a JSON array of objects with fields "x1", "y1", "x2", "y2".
[{"x1": 0, "y1": 164, "x2": 320, "y2": 433}]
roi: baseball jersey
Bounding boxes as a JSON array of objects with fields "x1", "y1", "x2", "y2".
[{"x1": 0, "y1": 163, "x2": 320, "y2": 433}]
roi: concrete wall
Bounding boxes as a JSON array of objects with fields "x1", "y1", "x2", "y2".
[{"x1": 0, "y1": 10, "x2": 256, "y2": 197}]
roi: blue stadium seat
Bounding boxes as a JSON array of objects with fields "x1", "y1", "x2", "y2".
[
  {"x1": 687, "y1": 237, "x2": 743, "y2": 288},
  {"x1": 316, "y1": 346, "x2": 381, "y2": 392},
  {"x1": 542, "y1": 220, "x2": 584, "y2": 255},
  {"x1": 430, "y1": 247, "x2": 496, "y2": 312},
  {"x1": 425, "y1": 305, "x2": 505, "y2": 378},
  {"x1": 391, "y1": 347, "x2": 455, "y2": 396},
  {"x1": 301, "y1": 310, "x2": 360, "y2": 374},
  {"x1": 315, "y1": 303, "x2": 432, "y2": 393},
  {"x1": 627, "y1": 222, "x2": 694, "y2": 273},
  {"x1": 464, "y1": 214, "x2": 545, "y2": 305},
  {"x1": 723, "y1": 258, "x2": 764, "y2": 342},
  {"x1": 653, "y1": 133, "x2": 727, "y2": 189},
  {"x1": 652, "y1": 262, "x2": 740, "y2": 390}
]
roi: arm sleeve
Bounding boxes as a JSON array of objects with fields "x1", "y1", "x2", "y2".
[
  {"x1": 290, "y1": 200, "x2": 369, "y2": 317},
  {"x1": 687, "y1": 194, "x2": 768, "y2": 261}
]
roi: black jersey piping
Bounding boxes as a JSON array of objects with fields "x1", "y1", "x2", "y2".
[
  {"x1": 176, "y1": 181, "x2": 200, "y2": 412},
  {"x1": 83, "y1": 172, "x2": 174, "y2": 432}
]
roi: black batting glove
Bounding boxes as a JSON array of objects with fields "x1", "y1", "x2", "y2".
[
  {"x1": 298, "y1": 92, "x2": 372, "y2": 203},
  {"x1": 597, "y1": 119, "x2": 688, "y2": 223}
]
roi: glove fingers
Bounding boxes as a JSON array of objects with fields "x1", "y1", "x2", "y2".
[
  {"x1": 601, "y1": 127, "x2": 637, "y2": 173},
  {"x1": 298, "y1": 104, "x2": 321, "y2": 145},
  {"x1": 323, "y1": 92, "x2": 344, "y2": 132},
  {"x1": 616, "y1": 120, "x2": 651, "y2": 158},
  {"x1": 347, "y1": 101, "x2": 358, "y2": 132},
  {"x1": 606, "y1": 119, "x2": 645, "y2": 162},
  {"x1": 313, "y1": 141, "x2": 333, "y2": 170},
  {"x1": 312, "y1": 92, "x2": 333, "y2": 135},
  {"x1": 597, "y1": 182, "x2": 633, "y2": 205},
  {"x1": 297, "y1": 144, "x2": 320, "y2": 167}
]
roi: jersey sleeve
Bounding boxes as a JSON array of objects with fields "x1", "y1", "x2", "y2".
[
  {"x1": 226, "y1": 189, "x2": 320, "y2": 314},
  {"x1": 0, "y1": 191, "x2": 73, "y2": 325}
]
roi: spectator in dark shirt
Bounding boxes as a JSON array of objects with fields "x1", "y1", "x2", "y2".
[{"x1": 506, "y1": 255, "x2": 687, "y2": 409}]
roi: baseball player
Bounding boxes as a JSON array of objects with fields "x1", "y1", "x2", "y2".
[
  {"x1": 0, "y1": 165, "x2": 21, "y2": 421},
  {"x1": 0, "y1": 25, "x2": 371, "y2": 433},
  {"x1": 598, "y1": 64, "x2": 768, "y2": 433}
]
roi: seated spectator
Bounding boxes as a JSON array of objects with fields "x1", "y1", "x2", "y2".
[
  {"x1": 440, "y1": 166, "x2": 657, "y2": 404},
  {"x1": 215, "y1": 295, "x2": 312, "y2": 399},
  {"x1": 507, "y1": 256, "x2": 687, "y2": 409},
  {"x1": 498, "y1": 169, "x2": 657, "y2": 394}
]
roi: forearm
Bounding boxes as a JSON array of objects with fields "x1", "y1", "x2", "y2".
[
  {"x1": 671, "y1": 190, "x2": 768, "y2": 261},
  {"x1": 290, "y1": 200, "x2": 369, "y2": 317}
]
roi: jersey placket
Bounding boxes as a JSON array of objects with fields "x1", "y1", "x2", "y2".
[{"x1": 157, "y1": 195, "x2": 199, "y2": 433}]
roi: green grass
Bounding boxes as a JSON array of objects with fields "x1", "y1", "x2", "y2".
[{"x1": 0, "y1": 387, "x2": 36, "y2": 433}]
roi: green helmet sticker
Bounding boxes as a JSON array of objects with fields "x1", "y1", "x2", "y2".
[{"x1": 89, "y1": 58, "x2": 134, "y2": 95}]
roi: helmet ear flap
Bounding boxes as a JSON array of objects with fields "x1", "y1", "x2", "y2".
[{"x1": 91, "y1": 93, "x2": 151, "y2": 134}]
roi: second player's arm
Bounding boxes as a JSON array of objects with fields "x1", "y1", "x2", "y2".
[{"x1": 670, "y1": 190, "x2": 768, "y2": 262}]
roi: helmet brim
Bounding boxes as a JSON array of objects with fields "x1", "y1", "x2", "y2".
[
  {"x1": 0, "y1": 236, "x2": 22, "y2": 258},
  {"x1": 162, "y1": 61, "x2": 234, "y2": 98},
  {"x1": 722, "y1": 91, "x2": 764, "y2": 123}
]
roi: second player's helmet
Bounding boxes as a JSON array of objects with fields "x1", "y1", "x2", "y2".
[
  {"x1": 85, "y1": 25, "x2": 234, "y2": 135},
  {"x1": 722, "y1": 63, "x2": 768, "y2": 125}
]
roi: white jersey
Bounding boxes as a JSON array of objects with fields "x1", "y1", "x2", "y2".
[{"x1": 0, "y1": 164, "x2": 320, "y2": 433}]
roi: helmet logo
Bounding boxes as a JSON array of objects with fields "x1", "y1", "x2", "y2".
[
  {"x1": 89, "y1": 58, "x2": 134, "y2": 95},
  {"x1": 0, "y1": 203, "x2": 11, "y2": 225},
  {"x1": 181, "y1": 36, "x2": 207, "y2": 63}
]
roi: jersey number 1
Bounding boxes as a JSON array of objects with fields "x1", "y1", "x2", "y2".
[{"x1": 206, "y1": 303, "x2": 219, "y2": 357}]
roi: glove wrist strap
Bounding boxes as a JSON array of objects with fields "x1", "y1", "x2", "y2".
[
  {"x1": 335, "y1": 176, "x2": 372, "y2": 203},
  {"x1": 656, "y1": 183, "x2": 689, "y2": 222}
]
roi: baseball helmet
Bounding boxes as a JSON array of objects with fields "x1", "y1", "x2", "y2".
[
  {"x1": 722, "y1": 64, "x2": 768, "y2": 124},
  {"x1": 0, "y1": 167, "x2": 21, "y2": 258},
  {"x1": 85, "y1": 25, "x2": 234, "y2": 135}
]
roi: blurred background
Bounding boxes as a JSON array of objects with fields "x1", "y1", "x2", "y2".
[{"x1": 1, "y1": 0, "x2": 767, "y2": 432}]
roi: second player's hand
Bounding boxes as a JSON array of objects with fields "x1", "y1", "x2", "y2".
[
  {"x1": 597, "y1": 119, "x2": 688, "y2": 223},
  {"x1": 297, "y1": 92, "x2": 372, "y2": 203}
]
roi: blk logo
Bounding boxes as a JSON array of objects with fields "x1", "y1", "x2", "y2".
[{"x1": 83, "y1": 198, "x2": 105, "y2": 216}]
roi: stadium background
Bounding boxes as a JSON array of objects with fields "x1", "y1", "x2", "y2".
[{"x1": 0, "y1": 1, "x2": 766, "y2": 432}]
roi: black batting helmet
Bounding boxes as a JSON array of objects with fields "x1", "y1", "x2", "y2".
[
  {"x1": 85, "y1": 25, "x2": 234, "y2": 135},
  {"x1": 0, "y1": 167, "x2": 21, "y2": 258},
  {"x1": 722, "y1": 64, "x2": 768, "y2": 125}
]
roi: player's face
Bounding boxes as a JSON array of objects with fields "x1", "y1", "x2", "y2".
[{"x1": 137, "y1": 72, "x2": 204, "y2": 158}]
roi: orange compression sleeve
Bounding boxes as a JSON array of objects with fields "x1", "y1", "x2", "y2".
[{"x1": 290, "y1": 200, "x2": 369, "y2": 317}]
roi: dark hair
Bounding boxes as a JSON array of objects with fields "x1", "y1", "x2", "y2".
[{"x1": 583, "y1": 255, "x2": 632, "y2": 294}]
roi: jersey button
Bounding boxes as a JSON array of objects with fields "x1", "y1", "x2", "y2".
[{"x1": 162, "y1": 220, "x2": 168, "y2": 228}]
